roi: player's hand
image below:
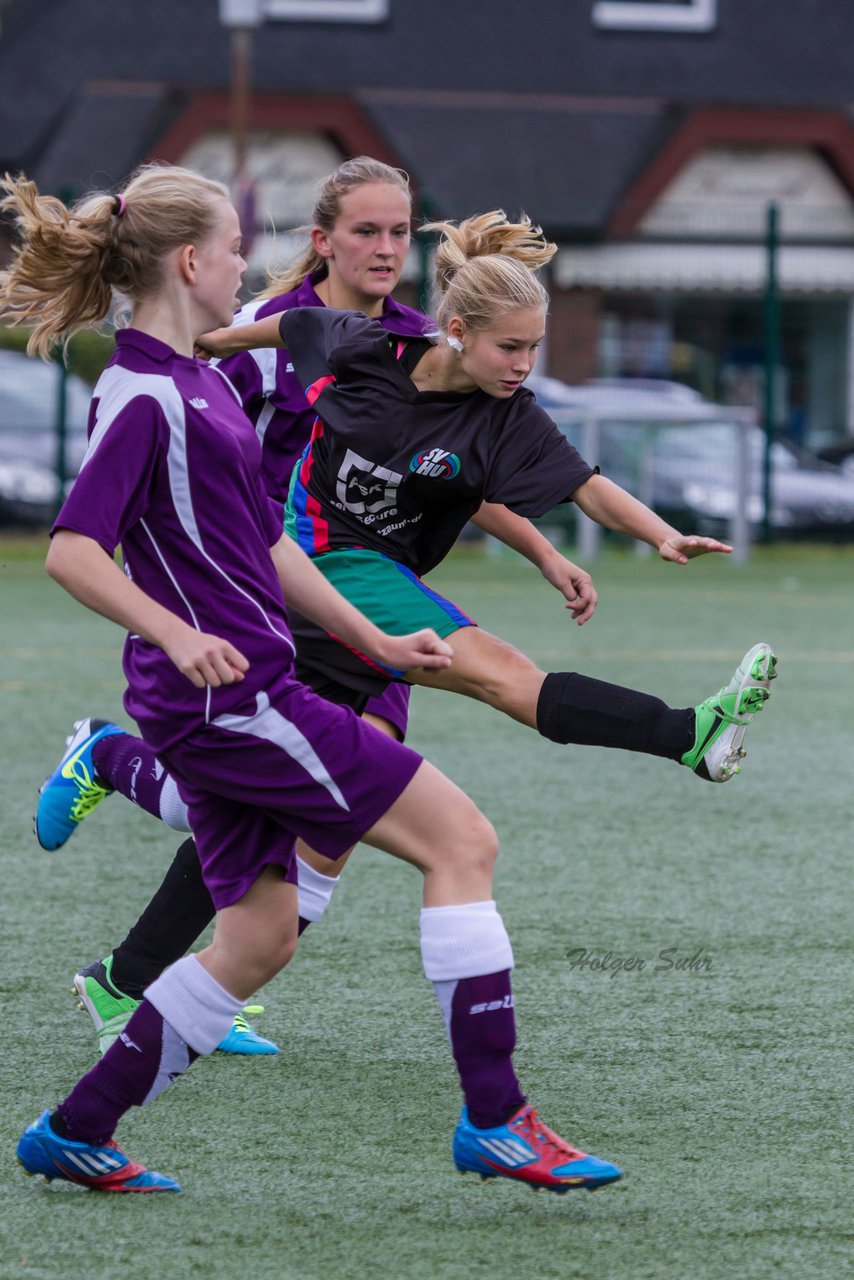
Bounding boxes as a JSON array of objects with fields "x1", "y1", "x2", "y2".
[
  {"x1": 376, "y1": 629, "x2": 453, "y2": 674},
  {"x1": 164, "y1": 627, "x2": 250, "y2": 688},
  {"x1": 539, "y1": 551, "x2": 598, "y2": 624},
  {"x1": 194, "y1": 326, "x2": 237, "y2": 361},
  {"x1": 658, "y1": 534, "x2": 733, "y2": 564}
]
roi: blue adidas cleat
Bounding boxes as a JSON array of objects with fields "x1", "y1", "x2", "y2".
[
  {"x1": 36, "y1": 719, "x2": 126, "y2": 850},
  {"x1": 17, "y1": 1110, "x2": 180, "y2": 1192},
  {"x1": 453, "y1": 1104, "x2": 622, "y2": 1193},
  {"x1": 216, "y1": 1005, "x2": 279, "y2": 1055}
]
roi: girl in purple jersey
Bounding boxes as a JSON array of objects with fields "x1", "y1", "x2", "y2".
[{"x1": 4, "y1": 165, "x2": 623, "y2": 1194}]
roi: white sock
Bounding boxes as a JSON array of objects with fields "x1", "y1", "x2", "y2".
[
  {"x1": 158, "y1": 775, "x2": 191, "y2": 832},
  {"x1": 296, "y1": 855, "x2": 340, "y2": 923},
  {"x1": 419, "y1": 900, "x2": 514, "y2": 982},
  {"x1": 145, "y1": 955, "x2": 243, "y2": 1055}
]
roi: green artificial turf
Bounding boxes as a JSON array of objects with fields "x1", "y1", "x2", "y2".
[{"x1": 1, "y1": 535, "x2": 851, "y2": 1279}]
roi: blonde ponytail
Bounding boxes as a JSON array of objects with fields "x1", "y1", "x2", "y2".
[
  {"x1": 0, "y1": 164, "x2": 229, "y2": 359},
  {"x1": 422, "y1": 210, "x2": 556, "y2": 333}
]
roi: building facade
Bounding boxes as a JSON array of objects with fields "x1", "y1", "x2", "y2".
[{"x1": 2, "y1": 0, "x2": 854, "y2": 444}]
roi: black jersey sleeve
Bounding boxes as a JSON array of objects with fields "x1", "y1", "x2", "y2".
[
  {"x1": 483, "y1": 392, "x2": 596, "y2": 516},
  {"x1": 278, "y1": 307, "x2": 388, "y2": 396}
]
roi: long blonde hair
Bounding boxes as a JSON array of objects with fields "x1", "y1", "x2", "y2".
[
  {"x1": 423, "y1": 210, "x2": 556, "y2": 333},
  {"x1": 0, "y1": 164, "x2": 229, "y2": 358},
  {"x1": 257, "y1": 156, "x2": 412, "y2": 300}
]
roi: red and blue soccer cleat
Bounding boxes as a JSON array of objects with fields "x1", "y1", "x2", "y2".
[
  {"x1": 16, "y1": 1110, "x2": 179, "y2": 1192},
  {"x1": 453, "y1": 1103, "x2": 622, "y2": 1193}
]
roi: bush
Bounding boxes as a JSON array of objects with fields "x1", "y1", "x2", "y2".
[{"x1": 0, "y1": 324, "x2": 114, "y2": 384}]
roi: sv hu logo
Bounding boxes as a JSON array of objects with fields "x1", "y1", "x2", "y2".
[{"x1": 410, "y1": 447, "x2": 461, "y2": 479}]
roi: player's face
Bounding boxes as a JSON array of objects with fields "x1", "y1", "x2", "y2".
[
  {"x1": 313, "y1": 183, "x2": 412, "y2": 313},
  {"x1": 193, "y1": 200, "x2": 246, "y2": 329},
  {"x1": 459, "y1": 306, "x2": 546, "y2": 398}
]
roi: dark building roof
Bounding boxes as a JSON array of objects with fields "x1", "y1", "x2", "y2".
[{"x1": 2, "y1": 0, "x2": 854, "y2": 231}]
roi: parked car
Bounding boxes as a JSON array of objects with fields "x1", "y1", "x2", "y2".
[
  {"x1": 0, "y1": 350, "x2": 91, "y2": 526},
  {"x1": 529, "y1": 376, "x2": 854, "y2": 539}
]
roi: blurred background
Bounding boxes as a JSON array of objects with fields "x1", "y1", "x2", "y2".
[{"x1": 2, "y1": 0, "x2": 854, "y2": 548}]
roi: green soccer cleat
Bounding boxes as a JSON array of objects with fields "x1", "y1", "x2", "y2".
[
  {"x1": 683, "y1": 642, "x2": 777, "y2": 783},
  {"x1": 73, "y1": 956, "x2": 139, "y2": 1055}
]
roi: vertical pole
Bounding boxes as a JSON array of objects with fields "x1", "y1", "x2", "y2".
[
  {"x1": 417, "y1": 191, "x2": 436, "y2": 316},
  {"x1": 54, "y1": 357, "x2": 68, "y2": 516},
  {"x1": 761, "y1": 202, "x2": 780, "y2": 544}
]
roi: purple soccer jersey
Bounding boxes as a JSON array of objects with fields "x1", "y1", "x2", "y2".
[{"x1": 53, "y1": 329, "x2": 298, "y2": 753}]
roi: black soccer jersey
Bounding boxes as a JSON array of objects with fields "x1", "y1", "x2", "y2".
[{"x1": 283, "y1": 308, "x2": 595, "y2": 577}]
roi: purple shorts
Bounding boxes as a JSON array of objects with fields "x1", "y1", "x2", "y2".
[
  {"x1": 364, "y1": 682, "x2": 410, "y2": 740},
  {"x1": 159, "y1": 678, "x2": 422, "y2": 909}
]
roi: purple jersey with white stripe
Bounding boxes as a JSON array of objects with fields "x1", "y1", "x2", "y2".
[
  {"x1": 218, "y1": 273, "x2": 436, "y2": 501},
  {"x1": 52, "y1": 329, "x2": 297, "y2": 754}
]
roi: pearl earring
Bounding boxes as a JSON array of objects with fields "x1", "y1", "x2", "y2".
[{"x1": 447, "y1": 335, "x2": 464, "y2": 352}]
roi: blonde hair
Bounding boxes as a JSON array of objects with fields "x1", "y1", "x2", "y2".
[
  {"x1": 258, "y1": 156, "x2": 412, "y2": 299},
  {"x1": 0, "y1": 164, "x2": 230, "y2": 359},
  {"x1": 422, "y1": 210, "x2": 556, "y2": 333}
]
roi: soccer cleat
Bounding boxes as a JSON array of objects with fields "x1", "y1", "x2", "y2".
[
  {"x1": 17, "y1": 1110, "x2": 179, "y2": 1192},
  {"x1": 73, "y1": 956, "x2": 140, "y2": 1056},
  {"x1": 216, "y1": 1005, "x2": 280, "y2": 1055},
  {"x1": 453, "y1": 1104, "x2": 623, "y2": 1193},
  {"x1": 73, "y1": 958, "x2": 279, "y2": 1056},
  {"x1": 35, "y1": 718, "x2": 126, "y2": 850},
  {"x1": 682, "y1": 642, "x2": 778, "y2": 783}
]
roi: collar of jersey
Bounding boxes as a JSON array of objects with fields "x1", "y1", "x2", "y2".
[{"x1": 115, "y1": 328, "x2": 194, "y2": 365}]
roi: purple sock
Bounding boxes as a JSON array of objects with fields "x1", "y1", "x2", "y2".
[
  {"x1": 443, "y1": 971, "x2": 525, "y2": 1129},
  {"x1": 93, "y1": 732, "x2": 167, "y2": 821},
  {"x1": 57, "y1": 1000, "x2": 197, "y2": 1145}
]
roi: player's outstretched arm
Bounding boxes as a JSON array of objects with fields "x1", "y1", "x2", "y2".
[
  {"x1": 472, "y1": 502, "x2": 597, "y2": 624},
  {"x1": 270, "y1": 534, "x2": 452, "y2": 673},
  {"x1": 196, "y1": 313, "x2": 285, "y2": 360},
  {"x1": 46, "y1": 531, "x2": 249, "y2": 688},
  {"x1": 571, "y1": 474, "x2": 732, "y2": 564}
]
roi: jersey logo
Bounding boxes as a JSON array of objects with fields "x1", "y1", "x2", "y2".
[
  {"x1": 189, "y1": 396, "x2": 209, "y2": 410},
  {"x1": 336, "y1": 448, "x2": 402, "y2": 515},
  {"x1": 409, "y1": 447, "x2": 461, "y2": 479}
]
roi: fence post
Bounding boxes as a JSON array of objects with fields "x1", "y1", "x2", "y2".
[
  {"x1": 54, "y1": 356, "x2": 68, "y2": 517},
  {"x1": 761, "y1": 201, "x2": 780, "y2": 543},
  {"x1": 578, "y1": 414, "x2": 601, "y2": 560}
]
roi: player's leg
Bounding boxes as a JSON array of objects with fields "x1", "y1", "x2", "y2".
[
  {"x1": 361, "y1": 759, "x2": 622, "y2": 1192},
  {"x1": 70, "y1": 837, "x2": 277, "y2": 1058},
  {"x1": 19, "y1": 788, "x2": 300, "y2": 1195},
  {"x1": 408, "y1": 629, "x2": 777, "y2": 783},
  {"x1": 297, "y1": 548, "x2": 776, "y2": 784},
  {"x1": 35, "y1": 717, "x2": 189, "y2": 851}
]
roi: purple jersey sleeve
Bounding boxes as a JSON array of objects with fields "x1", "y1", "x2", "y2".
[
  {"x1": 52, "y1": 394, "x2": 166, "y2": 554},
  {"x1": 482, "y1": 393, "x2": 596, "y2": 517},
  {"x1": 217, "y1": 347, "x2": 265, "y2": 417}
]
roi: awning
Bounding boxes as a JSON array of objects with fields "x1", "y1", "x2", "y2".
[{"x1": 554, "y1": 242, "x2": 854, "y2": 294}]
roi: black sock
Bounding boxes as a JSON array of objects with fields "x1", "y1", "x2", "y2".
[
  {"x1": 110, "y1": 838, "x2": 215, "y2": 999},
  {"x1": 536, "y1": 671, "x2": 695, "y2": 761}
]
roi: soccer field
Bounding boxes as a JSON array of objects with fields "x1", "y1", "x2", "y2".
[{"x1": 1, "y1": 535, "x2": 851, "y2": 1280}]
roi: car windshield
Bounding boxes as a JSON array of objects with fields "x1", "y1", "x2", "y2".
[{"x1": 598, "y1": 422, "x2": 799, "y2": 472}]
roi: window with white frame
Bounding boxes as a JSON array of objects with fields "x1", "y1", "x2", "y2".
[{"x1": 593, "y1": 0, "x2": 717, "y2": 32}]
